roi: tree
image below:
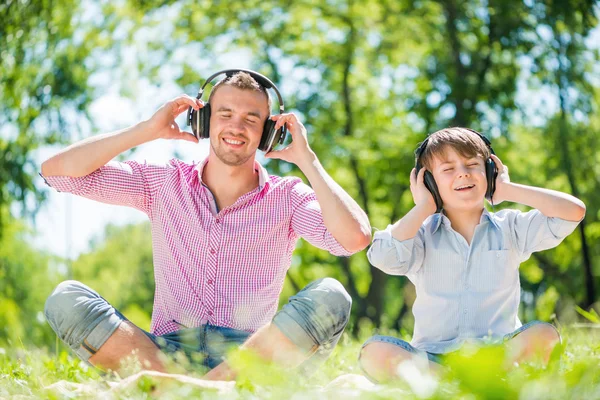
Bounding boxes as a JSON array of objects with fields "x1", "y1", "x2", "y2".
[
  {"x1": 72, "y1": 223, "x2": 155, "y2": 330},
  {"x1": 112, "y1": 0, "x2": 600, "y2": 328},
  {"x1": 0, "y1": 211, "x2": 60, "y2": 347},
  {"x1": 525, "y1": 0, "x2": 599, "y2": 308},
  {"x1": 1, "y1": 0, "x2": 114, "y2": 229}
]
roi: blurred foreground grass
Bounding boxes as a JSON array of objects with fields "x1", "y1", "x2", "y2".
[{"x1": 1, "y1": 326, "x2": 599, "y2": 399}]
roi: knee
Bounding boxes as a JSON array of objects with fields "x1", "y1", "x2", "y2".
[
  {"x1": 514, "y1": 322, "x2": 561, "y2": 353},
  {"x1": 359, "y1": 340, "x2": 408, "y2": 382},
  {"x1": 359, "y1": 341, "x2": 385, "y2": 370},
  {"x1": 44, "y1": 280, "x2": 92, "y2": 325},
  {"x1": 311, "y1": 277, "x2": 352, "y2": 328},
  {"x1": 531, "y1": 323, "x2": 561, "y2": 347}
]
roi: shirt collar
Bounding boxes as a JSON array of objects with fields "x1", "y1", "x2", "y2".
[
  {"x1": 194, "y1": 157, "x2": 270, "y2": 190},
  {"x1": 481, "y1": 208, "x2": 501, "y2": 230},
  {"x1": 430, "y1": 212, "x2": 448, "y2": 234},
  {"x1": 430, "y1": 208, "x2": 500, "y2": 234}
]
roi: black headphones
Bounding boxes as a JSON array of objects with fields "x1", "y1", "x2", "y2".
[
  {"x1": 186, "y1": 69, "x2": 287, "y2": 153},
  {"x1": 414, "y1": 128, "x2": 498, "y2": 213}
]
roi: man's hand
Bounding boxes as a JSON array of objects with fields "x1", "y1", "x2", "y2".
[
  {"x1": 145, "y1": 95, "x2": 203, "y2": 143},
  {"x1": 489, "y1": 154, "x2": 510, "y2": 205},
  {"x1": 410, "y1": 168, "x2": 437, "y2": 215},
  {"x1": 264, "y1": 113, "x2": 314, "y2": 168}
]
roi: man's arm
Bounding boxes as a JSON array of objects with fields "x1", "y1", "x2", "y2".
[
  {"x1": 266, "y1": 113, "x2": 371, "y2": 253},
  {"x1": 41, "y1": 95, "x2": 202, "y2": 178},
  {"x1": 490, "y1": 155, "x2": 586, "y2": 222}
]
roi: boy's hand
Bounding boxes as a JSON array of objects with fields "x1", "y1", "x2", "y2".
[
  {"x1": 490, "y1": 154, "x2": 510, "y2": 204},
  {"x1": 410, "y1": 168, "x2": 437, "y2": 214}
]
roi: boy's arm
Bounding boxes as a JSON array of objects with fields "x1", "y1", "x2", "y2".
[
  {"x1": 490, "y1": 155, "x2": 584, "y2": 261},
  {"x1": 490, "y1": 155, "x2": 586, "y2": 222},
  {"x1": 390, "y1": 168, "x2": 437, "y2": 241},
  {"x1": 367, "y1": 226, "x2": 426, "y2": 275},
  {"x1": 368, "y1": 168, "x2": 435, "y2": 275}
]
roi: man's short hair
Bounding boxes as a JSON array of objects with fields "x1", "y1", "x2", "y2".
[
  {"x1": 208, "y1": 71, "x2": 272, "y2": 111},
  {"x1": 419, "y1": 127, "x2": 491, "y2": 170}
]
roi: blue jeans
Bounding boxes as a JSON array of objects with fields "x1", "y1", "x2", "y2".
[
  {"x1": 44, "y1": 277, "x2": 351, "y2": 370},
  {"x1": 361, "y1": 320, "x2": 559, "y2": 367}
]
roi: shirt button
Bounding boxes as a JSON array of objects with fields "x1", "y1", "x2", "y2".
[
  {"x1": 207, "y1": 311, "x2": 213, "y2": 316},
  {"x1": 463, "y1": 309, "x2": 468, "y2": 314},
  {"x1": 215, "y1": 218, "x2": 220, "y2": 224},
  {"x1": 207, "y1": 279, "x2": 213, "y2": 285},
  {"x1": 496, "y1": 252, "x2": 501, "y2": 258},
  {"x1": 209, "y1": 248, "x2": 216, "y2": 254}
]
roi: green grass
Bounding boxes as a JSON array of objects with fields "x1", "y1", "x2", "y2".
[{"x1": 1, "y1": 326, "x2": 599, "y2": 399}]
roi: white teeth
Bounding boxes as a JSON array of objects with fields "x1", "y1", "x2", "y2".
[
  {"x1": 455, "y1": 184, "x2": 475, "y2": 190},
  {"x1": 224, "y1": 138, "x2": 244, "y2": 145}
]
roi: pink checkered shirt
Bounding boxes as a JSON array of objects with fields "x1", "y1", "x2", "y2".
[{"x1": 42, "y1": 158, "x2": 352, "y2": 335}]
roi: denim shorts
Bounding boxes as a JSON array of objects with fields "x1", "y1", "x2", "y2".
[
  {"x1": 361, "y1": 320, "x2": 559, "y2": 367},
  {"x1": 44, "y1": 278, "x2": 351, "y2": 370}
]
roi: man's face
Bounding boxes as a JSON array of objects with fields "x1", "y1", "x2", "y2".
[
  {"x1": 430, "y1": 147, "x2": 488, "y2": 211},
  {"x1": 209, "y1": 85, "x2": 270, "y2": 166}
]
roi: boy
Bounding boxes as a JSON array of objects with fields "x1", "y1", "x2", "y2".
[{"x1": 359, "y1": 127, "x2": 585, "y2": 382}]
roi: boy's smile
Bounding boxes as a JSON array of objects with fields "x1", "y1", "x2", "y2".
[{"x1": 430, "y1": 147, "x2": 487, "y2": 211}]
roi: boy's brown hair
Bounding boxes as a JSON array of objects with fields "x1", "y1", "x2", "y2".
[
  {"x1": 208, "y1": 72, "x2": 272, "y2": 111},
  {"x1": 419, "y1": 127, "x2": 491, "y2": 170}
]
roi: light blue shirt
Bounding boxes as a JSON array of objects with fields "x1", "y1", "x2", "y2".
[{"x1": 368, "y1": 208, "x2": 580, "y2": 354}]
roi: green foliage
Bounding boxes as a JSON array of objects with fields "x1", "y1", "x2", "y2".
[
  {"x1": 1, "y1": 0, "x2": 599, "y2": 357},
  {"x1": 1, "y1": 329, "x2": 600, "y2": 398},
  {"x1": 575, "y1": 305, "x2": 600, "y2": 324},
  {"x1": 72, "y1": 222, "x2": 155, "y2": 330},
  {"x1": 536, "y1": 286, "x2": 560, "y2": 322},
  {"x1": 134, "y1": 0, "x2": 600, "y2": 329},
  {"x1": 0, "y1": 213, "x2": 61, "y2": 347},
  {"x1": 0, "y1": 0, "x2": 116, "y2": 227}
]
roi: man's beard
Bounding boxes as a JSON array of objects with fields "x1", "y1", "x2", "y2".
[{"x1": 210, "y1": 137, "x2": 254, "y2": 166}]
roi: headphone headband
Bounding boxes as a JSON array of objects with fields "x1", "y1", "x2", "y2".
[
  {"x1": 415, "y1": 127, "x2": 498, "y2": 212},
  {"x1": 186, "y1": 69, "x2": 288, "y2": 152},
  {"x1": 196, "y1": 69, "x2": 285, "y2": 113},
  {"x1": 415, "y1": 128, "x2": 495, "y2": 160}
]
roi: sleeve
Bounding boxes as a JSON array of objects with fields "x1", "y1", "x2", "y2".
[
  {"x1": 509, "y1": 209, "x2": 581, "y2": 262},
  {"x1": 40, "y1": 160, "x2": 173, "y2": 216},
  {"x1": 367, "y1": 224, "x2": 425, "y2": 276},
  {"x1": 289, "y1": 180, "x2": 354, "y2": 257}
]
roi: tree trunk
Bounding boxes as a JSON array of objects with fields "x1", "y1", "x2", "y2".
[{"x1": 557, "y1": 49, "x2": 596, "y2": 307}]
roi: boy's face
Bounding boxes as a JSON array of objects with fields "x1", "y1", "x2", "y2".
[{"x1": 430, "y1": 146, "x2": 487, "y2": 211}]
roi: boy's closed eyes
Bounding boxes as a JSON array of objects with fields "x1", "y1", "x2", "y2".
[{"x1": 429, "y1": 149, "x2": 488, "y2": 210}]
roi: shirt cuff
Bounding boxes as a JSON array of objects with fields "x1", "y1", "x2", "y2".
[
  {"x1": 547, "y1": 216, "x2": 581, "y2": 238},
  {"x1": 374, "y1": 225, "x2": 416, "y2": 252},
  {"x1": 39, "y1": 172, "x2": 89, "y2": 193},
  {"x1": 324, "y1": 231, "x2": 355, "y2": 257}
]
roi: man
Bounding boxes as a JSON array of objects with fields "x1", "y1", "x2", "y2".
[{"x1": 41, "y1": 70, "x2": 371, "y2": 380}]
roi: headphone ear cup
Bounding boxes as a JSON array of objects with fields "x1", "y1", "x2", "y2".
[
  {"x1": 485, "y1": 157, "x2": 497, "y2": 201},
  {"x1": 189, "y1": 107, "x2": 199, "y2": 139},
  {"x1": 259, "y1": 118, "x2": 277, "y2": 152},
  {"x1": 198, "y1": 103, "x2": 211, "y2": 139},
  {"x1": 423, "y1": 170, "x2": 443, "y2": 213},
  {"x1": 190, "y1": 105, "x2": 211, "y2": 140}
]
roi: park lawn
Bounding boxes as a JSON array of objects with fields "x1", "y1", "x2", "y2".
[{"x1": 0, "y1": 326, "x2": 599, "y2": 399}]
